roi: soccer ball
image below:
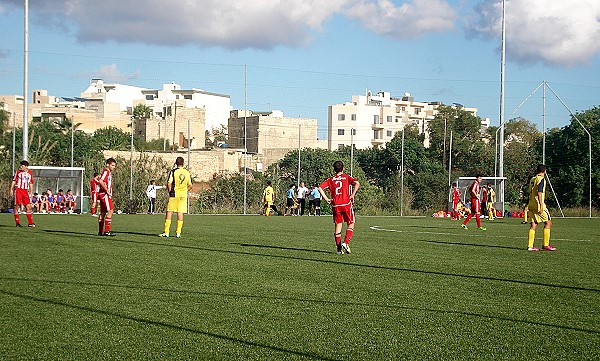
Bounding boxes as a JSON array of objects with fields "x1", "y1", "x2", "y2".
[{"x1": 117, "y1": 210, "x2": 122, "y2": 214}]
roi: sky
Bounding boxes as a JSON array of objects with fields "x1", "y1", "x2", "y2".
[{"x1": 1, "y1": 0, "x2": 599, "y2": 140}]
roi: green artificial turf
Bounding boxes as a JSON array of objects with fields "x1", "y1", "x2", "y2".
[{"x1": 1, "y1": 214, "x2": 599, "y2": 360}]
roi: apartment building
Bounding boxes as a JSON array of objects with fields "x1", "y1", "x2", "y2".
[{"x1": 328, "y1": 91, "x2": 481, "y2": 150}]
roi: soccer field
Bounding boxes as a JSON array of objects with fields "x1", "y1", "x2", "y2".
[{"x1": 1, "y1": 214, "x2": 599, "y2": 360}]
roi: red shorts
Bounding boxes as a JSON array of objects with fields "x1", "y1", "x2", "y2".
[
  {"x1": 332, "y1": 203, "x2": 355, "y2": 224},
  {"x1": 14, "y1": 189, "x2": 31, "y2": 206},
  {"x1": 452, "y1": 199, "x2": 459, "y2": 212},
  {"x1": 99, "y1": 194, "x2": 114, "y2": 213},
  {"x1": 470, "y1": 198, "x2": 481, "y2": 214},
  {"x1": 91, "y1": 192, "x2": 98, "y2": 203}
]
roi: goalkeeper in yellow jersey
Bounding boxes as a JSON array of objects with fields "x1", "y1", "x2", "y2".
[
  {"x1": 160, "y1": 156, "x2": 193, "y2": 238},
  {"x1": 526, "y1": 164, "x2": 556, "y2": 251}
]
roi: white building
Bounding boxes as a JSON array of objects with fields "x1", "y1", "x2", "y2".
[
  {"x1": 328, "y1": 91, "x2": 482, "y2": 150},
  {"x1": 81, "y1": 79, "x2": 232, "y2": 132}
]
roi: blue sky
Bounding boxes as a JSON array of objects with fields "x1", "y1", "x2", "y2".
[{"x1": 1, "y1": 0, "x2": 599, "y2": 139}]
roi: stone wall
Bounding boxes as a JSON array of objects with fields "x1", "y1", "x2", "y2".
[{"x1": 103, "y1": 149, "x2": 260, "y2": 183}]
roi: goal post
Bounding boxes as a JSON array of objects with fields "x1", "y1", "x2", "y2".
[
  {"x1": 28, "y1": 166, "x2": 86, "y2": 213},
  {"x1": 449, "y1": 176, "x2": 507, "y2": 216}
]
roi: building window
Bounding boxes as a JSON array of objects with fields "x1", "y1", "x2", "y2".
[
  {"x1": 387, "y1": 130, "x2": 393, "y2": 137},
  {"x1": 338, "y1": 144, "x2": 345, "y2": 150},
  {"x1": 401, "y1": 106, "x2": 406, "y2": 112},
  {"x1": 387, "y1": 115, "x2": 392, "y2": 122},
  {"x1": 145, "y1": 95, "x2": 154, "y2": 100},
  {"x1": 351, "y1": 114, "x2": 357, "y2": 121},
  {"x1": 338, "y1": 114, "x2": 345, "y2": 121},
  {"x1": 415, "y1": 108, "x2": 421, "y2": 115},
  {"x1": 351, "y1": 129, "x2": 356, "y2": 135},
  {"x1": 184, "y1": 94, "x2": 192, "y2": 100},
  {"x1": 374, "y1": 115, "x2": 379, "y2": 124},
  {"x1": 338, "y1": 129, "x2": 345, "y2": 136}
]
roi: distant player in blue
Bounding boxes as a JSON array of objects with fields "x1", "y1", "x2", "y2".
[
  {"x1": 311, "y1": 184, "x2": 322, "y2": 216},
  {"x1": 285, "y1": 184, "x2": 297, "y2": 216}
]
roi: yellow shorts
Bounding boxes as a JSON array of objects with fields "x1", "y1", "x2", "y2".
[
  {"x1": 167, "y1": 197, "x2": 188, "y2": 213},
  {"x1": 529, "y1": 207, "x2": 551, "y2": 223}
]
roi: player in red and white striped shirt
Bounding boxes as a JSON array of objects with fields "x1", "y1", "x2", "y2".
[
  {"x1": 10, "y1": 160, "x2": 36, "y2": 227},
  {"x1": 461, "y1": 175, "x2": 486, "y2": 231},
  {"x1": 97, "y1": 158, "x2": 117, "y2": 236},
  {"x1": 90, "y1": 172, "x2": 101, "y2": 216}
]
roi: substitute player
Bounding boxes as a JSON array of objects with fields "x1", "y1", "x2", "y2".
[
  {"x1": 160, "y1": 156, "x2": 193, "y2": 238},
  {"x1": 451, "y1": 183, "x2": 461, "y2": 220},
  {"x1": 90, "y1": 172, "x2": 101, "y2": 216},
  {"x1": 527, "y1": 164, "x2": 556, "y2": 251},
  {"x1": 97, "y1": 158, "x2": 117, "y2": 236},
  {"x1": 10, "y1": 160, "x2": 36, "y2": 227},
  {"x1": 461, "y1": 175, "x2": 486, "y2": 231},
  {"x1": 318, "y1": 160, "x2": 360, "y2": 254}
]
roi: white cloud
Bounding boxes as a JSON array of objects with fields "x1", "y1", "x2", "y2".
[
  {"x1": 75, "y1": 64, "x2": 141, "y2": 83},
  {"x1": 465, "y1": 0, "x2": 600, "y2": 67},
  {"x1": 344, "y1": 0, "x2": 457, "y2": 39},
  {"x1": 4, "y1": 0, "x2": 455, "y2": 49}
]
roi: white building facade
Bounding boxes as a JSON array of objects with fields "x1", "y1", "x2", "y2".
[{"x1": 328, "y1": 91, "x2": 482, "y2": 150}]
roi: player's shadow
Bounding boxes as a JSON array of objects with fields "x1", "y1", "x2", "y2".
[
  {"x1": 417, "y1": 238, "x2": 521, "y2": 250},
  {"x1": 233, "y1": 243, "x2": 331, "y2": 254},
  {"x1": 44, "y1": 229, "x2": 95, "y2": 237},
  {"x1": 116, "y1": 231, "x2": 159, "y2": 237},
  {"x1": 2, "y1": 276, "x2": 598, "y2": 337},
  {"x1": 103, "y1": 238, "x2": 600, "y2": 294},
  {"x1": 0, "y1": 287, "x2": 340, "y2": 361}
]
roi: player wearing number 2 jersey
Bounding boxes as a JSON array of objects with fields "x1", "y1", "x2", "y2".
[{"x1": 318, "y1": 160, "x2": 360, "y2": 254}]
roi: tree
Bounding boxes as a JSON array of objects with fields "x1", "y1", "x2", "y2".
[
  {"x1": 0, "y1": 101, "x2": 9, "y2": 137},
  {"x1": 428, "y1": 106, "x2": 494, "y2": 176}
]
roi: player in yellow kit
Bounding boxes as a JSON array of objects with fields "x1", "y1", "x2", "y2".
[
  {"x1": 486, "y1": 183, "x2": 496, "y2": 220},
  {"x1": 527, "y1": 164, "x2": 556, "y2": 251},
  {"x1": 160, "y1": 156, "x2": 193, "y2": 238},
  {"x1": 262, "y1": 180, "x2": 278, "y2": 216}
]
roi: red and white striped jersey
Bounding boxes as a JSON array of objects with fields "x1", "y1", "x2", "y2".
[
  {"x1": 98, "y1": 168, "x2": 112, "y2": 197},
  {"x1": 469, "y1": 180, "x2": 480, "y2": 199},
  {"x1": 13, "y1": 169, "x2": 34, "y2": 190},
  {"x1": 91, "y1": 178, "x2": 100, "y2": 194}
]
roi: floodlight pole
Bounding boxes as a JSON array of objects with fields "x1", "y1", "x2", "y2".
[
  {"x1": 542, "y1": 80, "x2": 546, "y2": 164},
  {"x1": 129, "y1": 116, "x2": 134, "y2": 203},
  {"x1": 350, "y1": 128, "x2": 354, "y2": 177},
  {"x1": 498, "y1": 0, "x2": 506, "y2": 207},
  {"x1": 297, "y1": 124, "x2": 301, "y2": 186},
  {"x1": 546, "y1": 84, "x2": 592, "y2": 218},
  {"x1": 22, "y1": 0, "x2": 29, "y2": 161},
  {"x1": 448, "y1": 130, "x2": 453, "y2": 188},
  {"x1": 243, "y1": 64, "x2": 247, "y2": 215},
  {"x1": 12, "y1": 113, "x2": 16, "y2": 175},
  {"x1": 400, "y1": 127, "x2": 404, "y2": 217}
]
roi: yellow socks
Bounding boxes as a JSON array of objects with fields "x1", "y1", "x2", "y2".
[
  {"x1": 528, "y1": 229, "x2": 535, "y2": 248},
  {"x1": 164, "y1": 219, "x2": 172, "y2": 234},
  {"x1": 543, "y1": 228, "x2": 551, "y2": 247},
  {"x1": 176, "y1": 220, "x2": 183, "y2": 235}
]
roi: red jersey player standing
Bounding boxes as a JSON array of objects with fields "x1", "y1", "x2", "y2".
[
  {"x1": 461, "y1": 175, "x2": 486, "y2": 231},
  {"x1": 451, "y1": 183, "x2": 462, "y2": 220},
  {"x1": 10, "y1": 160, "x2": 36, "y2": 227},
  {"x1": 90, "y1": 172, "x2": 101, "y2": 216},
  {"x1": 97, "y1": 158, "x2": 117, "y2": 236},
  {"x1": 318, "y1": 160, "x2": 360, "y2": 254}
]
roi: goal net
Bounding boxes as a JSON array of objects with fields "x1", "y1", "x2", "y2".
[
  {"x1": 29, "y1": 166, "x2": 86, "y2": 213},
  {"x1": 448, "y1": 176, "x2": 506, "y2": 216}
]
